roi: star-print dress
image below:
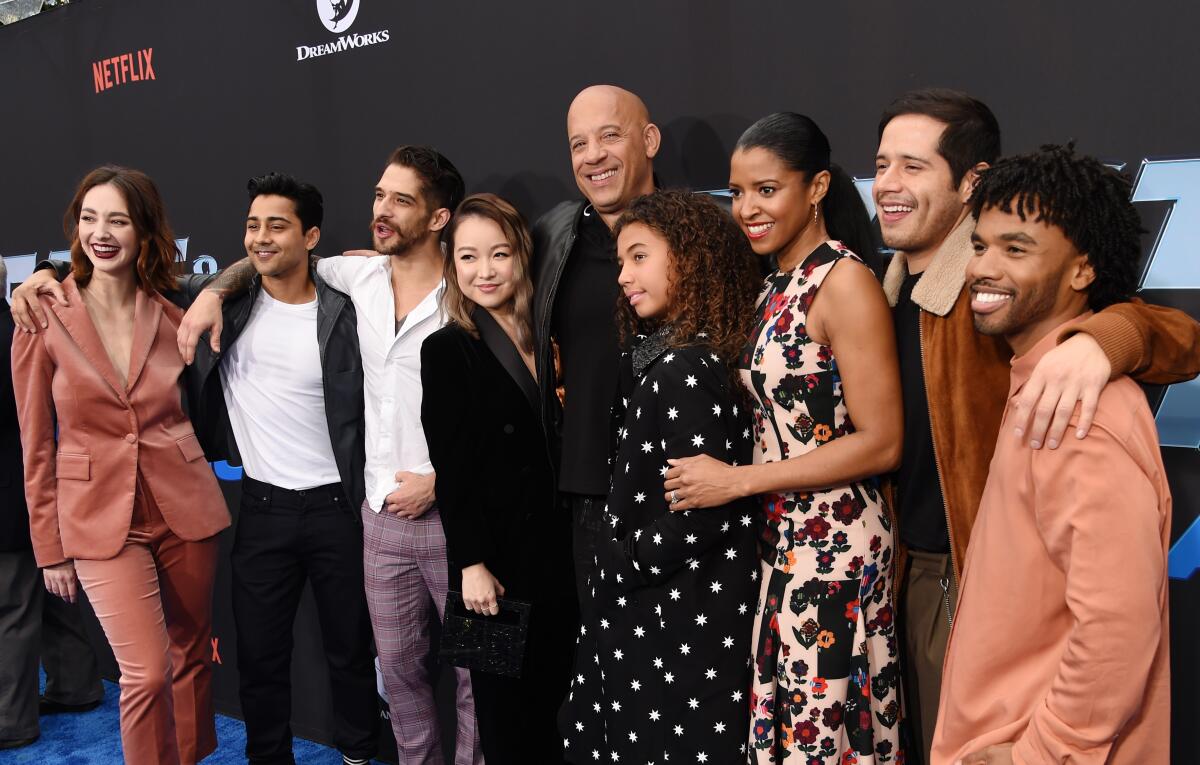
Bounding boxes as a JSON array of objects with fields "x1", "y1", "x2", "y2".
[
  {"x1": 561, "y1": 331, "x2": 760, "y2": 765},
  {"x1": 742, "y1": 243, "x2": 902, "y2": 764}
]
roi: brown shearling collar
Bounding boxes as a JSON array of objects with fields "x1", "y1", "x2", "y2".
[{"x1": 882, "y1": 215, "x2": 976, "y2": 317}]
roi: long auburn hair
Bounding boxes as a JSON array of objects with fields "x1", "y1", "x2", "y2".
[
  {"x1": 440, "y1": 193, "x2": 535, "y2": 353},
  {"x1": 613, "y1": 189, "x2": 760, "y2": 370},
  {"x1": 64, "y1": 165, "x2": 178, "y2": 293}
]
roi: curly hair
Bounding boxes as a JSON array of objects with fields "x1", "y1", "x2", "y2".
[
  {"x1": 613, "y1": 190, "x2": 761, "y2": 371},
  {"x1": 970, "y1": 143, "x2": 1142, "y2": 311}
]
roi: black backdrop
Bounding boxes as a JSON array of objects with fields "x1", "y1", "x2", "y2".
[{"x1": 2, "y1": 1, "x2": 1198, "y2": 762}]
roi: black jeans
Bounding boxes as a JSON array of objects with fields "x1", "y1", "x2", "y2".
[
  {"x1": 231, "y1": 476, "x2": 378, "y2": 764},
  {"x1": 566, "y1": 493, "x2": 607, "y2": 608}
]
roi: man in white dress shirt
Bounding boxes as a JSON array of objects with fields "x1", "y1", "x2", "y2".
[{"x1": 177, "y1": 148, "x2": 479, "y2": 765}]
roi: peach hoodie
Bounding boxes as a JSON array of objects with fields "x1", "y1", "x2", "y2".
[{"x1": 931, "y1": 315, "x2": 1172, "y2": 765}]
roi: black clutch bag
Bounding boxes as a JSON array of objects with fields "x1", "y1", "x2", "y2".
[{"x1": 439, "y1": 591, "x2": 531, "y2": 678}]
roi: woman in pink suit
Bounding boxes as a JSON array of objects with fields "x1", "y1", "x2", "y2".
[{"x1": 11, "y1": 166, "x2": 230, "y2": 764}]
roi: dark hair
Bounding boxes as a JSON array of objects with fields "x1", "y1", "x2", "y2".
[
  {"x1": 441, "y1": 193, "x2": 536, "y2": 353},
  {"x1": 64, "y1": 165, "x2": 178, "y2": 293},
  {"x1": 878, "y1": 88, "x2": 1001, "y2": 187},
  {"x1": 613, "y1": 190, "x2": 761, "y2": 380},
  {"x1": 247, "y1": 172, "x2": 324, "y2": 233},
  {"x1": 970, "y1": 143, "x2": 1141, "y2": 311},
  {"x1": 386, "y1": 145, "x2": 465, "y2": 214},
  {"x1": 736, "y1": 112, "x2": 877, "y2": 261}
]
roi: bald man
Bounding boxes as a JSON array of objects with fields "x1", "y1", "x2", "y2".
[{"x1": 531, "y1": 85, "x2": 661, "y2": 606}]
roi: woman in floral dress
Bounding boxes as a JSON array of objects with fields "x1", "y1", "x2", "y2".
[
  {"x1": 560, "y1": 190, "x2": 763, "y2": 765},
  {"x1": 664, "y1": 113, "x2": 905, "y2": 763}
]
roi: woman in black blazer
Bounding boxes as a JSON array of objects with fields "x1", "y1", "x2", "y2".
[{"x1": 420, "y1": 193, "x2": 576, "y2": 764}]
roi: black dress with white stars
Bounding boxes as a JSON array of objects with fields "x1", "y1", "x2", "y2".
[{"x1": 561, "y1": 330, "x2": 760, "y2": 765}]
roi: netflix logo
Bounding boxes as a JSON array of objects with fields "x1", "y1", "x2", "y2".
[{"x1": 92, "y1": 48, "x2": 156, "y2": 94}]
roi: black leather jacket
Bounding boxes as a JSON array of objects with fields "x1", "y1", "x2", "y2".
[
  {"x1": 531, "y1": 199, "x2": 587, "y2": 442},
  {"x1": 176, "y1": 267, "x2": 366, "y2": 510}
]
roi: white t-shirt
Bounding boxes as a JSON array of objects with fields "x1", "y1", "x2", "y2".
[{"x1": 219, "y1": 290, "x2": 342, "y2": 490}]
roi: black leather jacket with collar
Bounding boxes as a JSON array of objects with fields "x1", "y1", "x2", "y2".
[
  {"x1": 177, "y1": 265, "x2": 366, "y2": 510},
  {"x1": 531, "y1": 199, "x2": 587, "y2": 445}
]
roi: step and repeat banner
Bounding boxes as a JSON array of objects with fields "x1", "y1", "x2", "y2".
[{"x1": 2, "y1": 0, "x2": 1198, "y2": 762}]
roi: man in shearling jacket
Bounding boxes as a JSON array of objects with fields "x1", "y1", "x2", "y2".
[{"x1": 872, "y1": 88, "x2": 1200, "y2": 763}]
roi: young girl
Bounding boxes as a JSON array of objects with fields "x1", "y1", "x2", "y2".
[{"x1": 560, "y1": 189, "x2": 762, "y2": 764}]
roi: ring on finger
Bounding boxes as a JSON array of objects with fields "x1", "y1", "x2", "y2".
[{"x1": 670, "y1": 490, "x2": 680, "y2": 505}]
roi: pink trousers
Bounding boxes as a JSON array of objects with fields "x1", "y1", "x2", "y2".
[{"x1": 74, "y1": 476, "x2": 219, "y2": 765}]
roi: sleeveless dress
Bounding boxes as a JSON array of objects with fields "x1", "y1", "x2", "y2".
[{"x1": 741, "y1": 242, "x2": 902, "y2": 764}]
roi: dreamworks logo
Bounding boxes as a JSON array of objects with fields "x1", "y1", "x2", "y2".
[
  {"x1": 297, "y1": 0, "x2": 390, "y2": 62},
  {"x1": 318, "y1": 0, "x2": 359, "y2": 33}
]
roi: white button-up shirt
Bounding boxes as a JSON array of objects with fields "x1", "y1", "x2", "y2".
[{"x1": 316, "y1": 255, "x2": 445, "y2": 513}]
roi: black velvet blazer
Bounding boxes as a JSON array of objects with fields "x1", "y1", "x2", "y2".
[{"x1": 419, "y1": 316, "x2": 571, "y2": 601}]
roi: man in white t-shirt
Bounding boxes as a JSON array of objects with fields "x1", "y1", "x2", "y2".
[
  {"x1": 179, "y1": 150, "x2": 480, "y2": 765},
  {"x1": 207, "y1": 175, "x2": 380, "y2": 765}
]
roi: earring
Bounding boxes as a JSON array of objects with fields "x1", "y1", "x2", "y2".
[{"x1": 812, "y1": 203, "x2": 819, "y2": 223}]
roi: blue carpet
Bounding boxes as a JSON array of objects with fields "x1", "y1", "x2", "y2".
[{"x1": 0, "y1": 678, "x2": 357, "y2": 764}]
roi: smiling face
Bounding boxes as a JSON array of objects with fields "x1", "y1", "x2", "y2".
[
  {"x1": 244, "y1": 194, "x2": 319, "y2": 280},
  {"x1": 729, "y1": 146, "x2": 828, "y2": 263},
  {"x1": 874, "y1": 114, "x2": 975, "y2": 261},
  {"x1": 567, "y1": 86, "x2": 660, "y2": 220},
  {"x1": 77, "y1": 183, "x2": 140, "y2": 280},
  {"x1": 371, "y1": 163, "x2": 438, "y2": 255},
  {"x1": 453, "y1": 215, "x2": 518, "y2": 313},
  {"x1": 967, "y1": 204, "x2": 1095, "y2": 355},
  {"x1": 616, "y1": 221, "x2": 674, "y2": 321}
]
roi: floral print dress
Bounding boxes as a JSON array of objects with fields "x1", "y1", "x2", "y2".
[
  {"x1": 560, "y1": 331, "x2": 760, "y2": 765},
  {"x1": 741, "y1": 243, "x2": 902, "y2": 764}
]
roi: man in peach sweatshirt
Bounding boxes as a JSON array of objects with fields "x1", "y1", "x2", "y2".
[{"x1": 931, "y1": 144, "x2": 1172, "y2": 765}]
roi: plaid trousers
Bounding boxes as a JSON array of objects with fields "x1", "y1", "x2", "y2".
[{"x1": 362, "y1": 504, "x2": 481, "y2": 765}]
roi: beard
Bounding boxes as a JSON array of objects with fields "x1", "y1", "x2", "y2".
[
  {"x1": 371, "y1": 218, "x2": 426, "y2": 256},
  {"x1": 971, "y1": 280, "x2": 1057, "y2": 338},
  {"x1": 880, "y1": 197, "x2": 964, "y2": 254}
]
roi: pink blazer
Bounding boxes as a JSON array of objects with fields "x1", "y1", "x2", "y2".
[{"x1": 11, "y1": 276, "x2": 230, "y2": 567}]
